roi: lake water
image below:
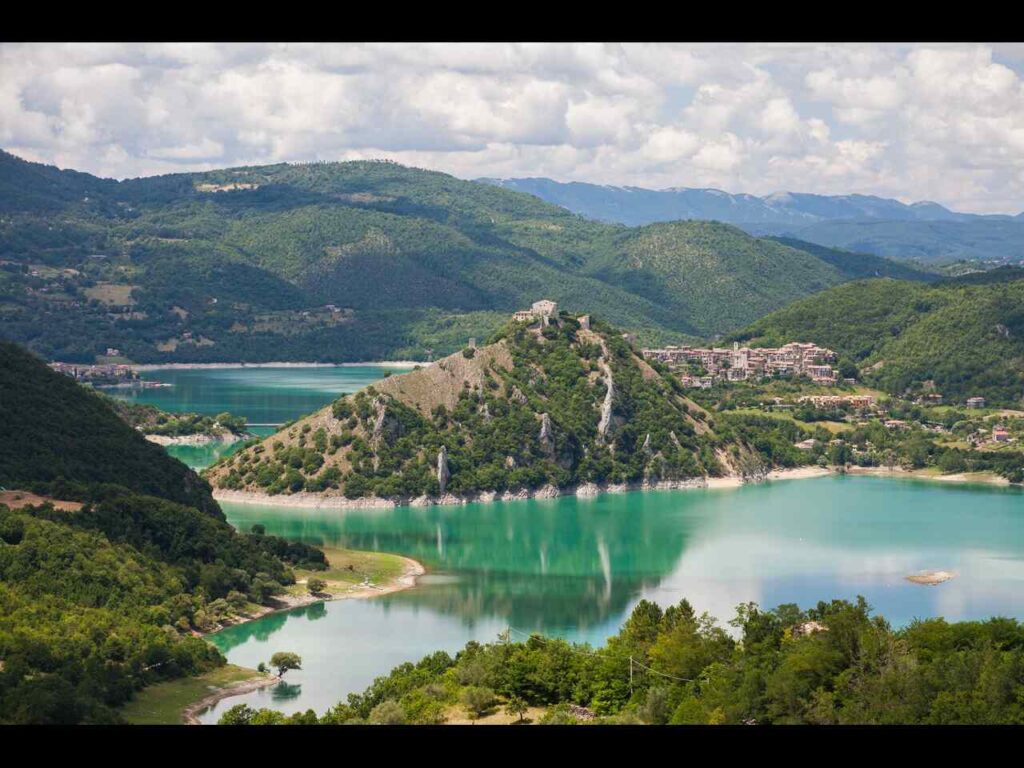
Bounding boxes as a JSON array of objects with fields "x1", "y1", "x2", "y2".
[
  {"x1": 107, "y1": 365, "x2": 409, "y2": 468},
  {"x1": 115, "y1": 367, "x2": 1024, "y2": 723},
  {"x1": 199, "y1": 476, "x2": 1024, "y2": 721}
]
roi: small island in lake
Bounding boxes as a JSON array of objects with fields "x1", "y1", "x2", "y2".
[{"x1": 107, "y1": 397, "x2": 252, "y2": 446}]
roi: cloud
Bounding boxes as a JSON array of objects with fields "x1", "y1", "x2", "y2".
[{"x1": 0, "y1": 42, "x2": 1022, "y2": 213}]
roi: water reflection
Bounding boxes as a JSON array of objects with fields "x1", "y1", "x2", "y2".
[
  {"x1": 271, "y1": 682, "x2": 303, "y2": 702},
  {"x1": 221, "y1": 490, "x2": 701, "y2": 631},
  {"x1": 202, "y1": 475, "x2": 1024, "y2": 720}
]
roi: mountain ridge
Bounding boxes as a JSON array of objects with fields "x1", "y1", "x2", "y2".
[
  {"x1": 0, "y1": 149, "x2": 931, "y2": 363},
  {"x1": 479, "y1": 176, "x2": 1024, "y2": 263}
]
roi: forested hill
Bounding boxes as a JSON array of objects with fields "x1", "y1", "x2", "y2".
[
  {"x1": 0, "y1": 340, "x2": 218, "y2": 513},
  {"x1": 0, "y1": 337, "x2": 331, "y2": 724},
  {"x1": 733, "y1": 274, "x2": 1024, "y2": 405},
  {"x1": 0, "y1": 150, "x2": 925, "y2": 363},
  {"x1": 207, "y1": 313, "x2": 791, "y2": 501}
]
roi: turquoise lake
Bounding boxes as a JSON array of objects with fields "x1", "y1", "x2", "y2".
[
  {"x1": 115, "y1": 367, "x2": 1024, "y2": 722},
  {"x1": 107, "y1": 365, "x2": 409, "y2": 468}
]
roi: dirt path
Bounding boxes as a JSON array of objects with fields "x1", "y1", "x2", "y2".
[{"x1": 0, "y1": 490, "x2": 83, "y2": 511}]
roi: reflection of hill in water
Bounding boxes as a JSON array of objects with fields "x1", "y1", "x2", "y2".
[
  {"x1": 382, "y1": 568, "x2": 668, "y2": 631},
  {"x1": 223, "y1": 493, "x2": 703, "y2": 630}
]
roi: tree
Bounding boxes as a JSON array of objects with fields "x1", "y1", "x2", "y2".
[
  {"x1": 218, "y1": 703, "x2": 255, "y2": 725},
  {"x1": 368, "y1": 699, "x2": 406, "y2": 725},
  {"x1": 269, "y1": 651, "x2": 302, "y2": 678},
  {"x1": 307, "y1": 578, "x2": 327, "y2": 595},
  {"x1": 460, "y1": 686, "x2": 496, "y2": 721},
  {"x1": 505, "y1": 695, "x2": 528, "y2": 723}
]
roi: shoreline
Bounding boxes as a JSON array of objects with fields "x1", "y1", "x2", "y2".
[
  {"x1": 212, "y1": 464, "x2": 1018, "y2": 510},
  {"x1": 844, "y1": 465, "x2": 1012, "y2": 486},
  {"x1": 144, "y1": 432, "x2": 246, "y2": 447},
  {"x1": 182, "y1": 674, "x2": 280, "y2": 725},
  {"x1": 129, "y1": 361, "x2": 422, "y2": 371},
  {"x1": 204, "y1": 554, "x2": 425, "y2": 635},
  {"x1": 187, "y1": 553, "x2": 425, "y2": 724},
  {"x1": 213, "y1": 467, "x2": 835, "y2": 510}
]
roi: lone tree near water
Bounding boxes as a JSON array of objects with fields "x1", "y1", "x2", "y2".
[
  {"x1": 307, "y1": 578, "x2": 327, "y2": 595},
  {"x1": 269, "y1": 651, "x2": 302, "y2": 678}
]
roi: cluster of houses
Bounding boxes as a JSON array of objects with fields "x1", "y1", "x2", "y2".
[
  {"x1": 642, "y1": 341, "x2": 839, "y2": 387},
  {"x1": 48, "y1": 362, "x2": 156, "y2": 388}
]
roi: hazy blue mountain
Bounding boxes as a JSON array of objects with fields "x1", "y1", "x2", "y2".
[
  {"x1": 479, "y1": 177, "x2": 1024, "y2": 263},
  {"x1": 790, "y1": 219, "x2": 1024, "y2": 264}
]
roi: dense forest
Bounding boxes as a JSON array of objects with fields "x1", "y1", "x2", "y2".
[
  {"x1": 217, "y1": 596, "x2": 1024, "y2": 725},
  {"x1": 0, "y1": 150, "x2": 930, "y2": 364},
  {"x1": 733, "y1": 273, "x2": 1024, "y2": 405},
  {"x1": 0, "y1": 343, "x2": 327, "y2": 723},
  {"x1": 0, "y1": 341, "x2": 218, "y2": 512}
]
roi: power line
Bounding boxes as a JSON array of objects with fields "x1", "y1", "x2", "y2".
[{"x1": 629, "y1": 656, "x2": 694, "y2": 683}]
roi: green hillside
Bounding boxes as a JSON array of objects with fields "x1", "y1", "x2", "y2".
[
  {"x1": 589, "y1": 223, "x2": 846, "y2": 333},
  {"x1": 767, "y1": 236, "x2": 935, "y2": 282},
  {"x1": 207, "y1": 313, "x2": 812, "y2": 501},
  {"x1": 734, "y1": 276, "x2": 1024, "y2": 405},
  {"x1": 0, "y1": 341, "x2": 217, "y2": 513},
  {"x1": 0, "y1": 339, "x2": 331, "y2": 723},
  {"x1": 0, "y1": 150, "x2": 923, "y2": 362}
]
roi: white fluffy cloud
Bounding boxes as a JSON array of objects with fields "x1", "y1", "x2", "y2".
[{"x1": 1, "y1": 42, "x2": 1022, "y2": 213}]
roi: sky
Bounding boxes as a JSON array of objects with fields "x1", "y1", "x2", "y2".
[{"x1": 1, "y1": 42, "x2": 1023, "y2": 214}]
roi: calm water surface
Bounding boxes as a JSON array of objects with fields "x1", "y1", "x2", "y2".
[
  {"x1": 107, "y1": 365, "x2": 406, "y2": 468},
  {"x1": 116, "y1": 367, "x2": 1024, "y2": 722},
  {"x1": 199, "y1": 476, "x2": 1024, "y2": 721}
]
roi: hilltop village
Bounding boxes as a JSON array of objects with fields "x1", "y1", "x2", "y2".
[
  {"x1": 506, "y1": 301, "x2": 1020, "y2": 464},
  {"x1": 642, "y1": 341, "x2": 839, "y2": 387}
]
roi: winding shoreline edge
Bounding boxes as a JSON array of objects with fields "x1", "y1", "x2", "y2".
[
  {"x1": 186, "y1": 554, "x2": 425, "y2": 724},
  {"x1": 212, "y1": 465, "x2": 1017, "y2": 511},
  {"x1": 210, "y1": 467, "x2": 830, "y2": 510}
]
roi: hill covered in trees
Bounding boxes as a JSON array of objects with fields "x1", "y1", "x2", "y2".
[
  {"x1": 733, "y1": 274, "x2": 1024, "y2": 405},
  {"x1": 0, "y1": 341, "x2": 217, "y2": 512},
  {"x1": 219, "y1": 595, "x2": 1024, "y2": 725},
  {"x1": 207, "y1": 313, "x2": 809, "y2": 502},
  {"x1": 0, "y1": 150, "x2": 929, "y2": 363},
  {"x1": 0, "y1": 340, "x2": 328, "y2": 723}
]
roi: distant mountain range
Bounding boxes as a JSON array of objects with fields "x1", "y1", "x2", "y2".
[
  {"x1": 0, "y1": 150, "x2": 933, "y2": 364},
  {"x1": 479, "y1": 178, "x2": 1024, "y2": 264}
]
